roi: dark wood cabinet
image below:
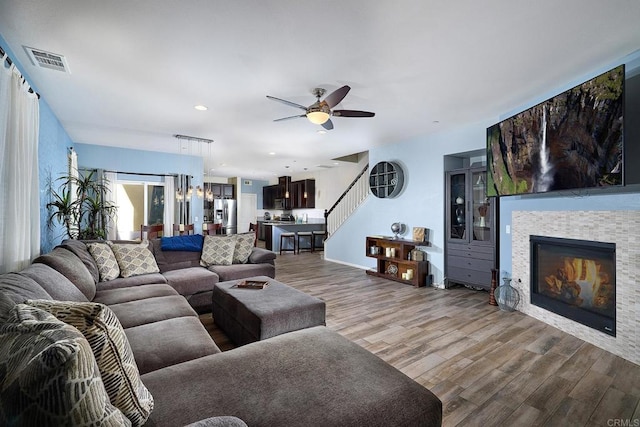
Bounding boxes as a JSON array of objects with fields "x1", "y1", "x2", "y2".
[
  {"x1": 291, "y1": 179, "x2": 315, "y2": 208},
  {"x1": 444, "y1": 166, "x2": 498, "y2": 290},
  {"x1": 209, "y1": 184, "x2": 234, "y2": 199},
  {"x1": 263, "y1": 177, "x2": 315, "y2": 209},
  {"x1": 365, "y1": 236, "x2": 429, "y2": 288}
]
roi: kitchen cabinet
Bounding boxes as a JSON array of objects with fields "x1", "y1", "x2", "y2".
[
  {"x1": 444, "y1": 166, "x2": 498, "y2": 290},
  {"x1": 365, "y1": 236, "x2": 429, "y2": 287},
  {"x1": 263, "y1": 184, "x2": 281, "y2": 209},
  {"x1": 291, "y1": 179, "x2": 315, "y2": 208},
  {"x1": 262, "y1": 177, "x2": 315, "y2": 209},
  {"x1": 209, "y1": 184, "x2": 235, "y2": 199}
]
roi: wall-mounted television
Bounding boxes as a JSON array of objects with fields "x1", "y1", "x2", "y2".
[{"x1": 487, "y1": 65, "x2": 624, "y2": 197}]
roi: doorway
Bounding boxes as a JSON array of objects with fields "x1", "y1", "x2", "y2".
[{"x1": 115, "y1": 181, "x2": 165, "y2": 239}]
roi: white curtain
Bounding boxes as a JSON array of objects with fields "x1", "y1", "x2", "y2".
[
  {"x1": 104, "y1": 171, "x2": 118, "y2": 240},
  {"x1": 163, "y1": 176, "x2": 175, "y2": 236},
  {"x1": 68, "y1": 147, "x2": 79, "y2": 238},
  {"x1": 0, "y1": 56, "x2": 40, "y2": 273}
]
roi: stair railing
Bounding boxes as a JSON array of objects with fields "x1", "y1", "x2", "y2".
[{"x1": 324, "y1": 164, "x2": 370, "y2": 238}]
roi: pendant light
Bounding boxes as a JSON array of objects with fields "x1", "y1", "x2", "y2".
[{"x1": 285, "y1": 178, "x2": 289, "y2": 199}]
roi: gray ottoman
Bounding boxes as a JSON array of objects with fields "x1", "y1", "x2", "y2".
[{"x1": 212, "y1": 276, "x2": 326, "y2": 346}]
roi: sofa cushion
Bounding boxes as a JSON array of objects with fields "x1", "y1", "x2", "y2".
[
  {"x1": 200, "y1": 235, "x2": 237, "y2": 267},
  {"x1": 0, "y1": 304, "x2": 131, "y2": 426},
  {"x1": 161, "y1": 234, "x2": 204, "y2": 252},
  {"x1": 96, "y1": 273, "x2": 167, "y2": 291},
  {"x1": 33, "y1": 247, "x2": 97, "y2": 300},
  {"x1": 94, "y1": 283, "x2": 179, "y2": 306},
  {"x1": 109, "y1": 241, "x2": 160, "y2": 278},
  {"x1": 18, "y1": 263, "x2": 88, "y2": 302},
  {"x1": 0, "y1": 272, "x2": 52, "y2": 306},
  {"x1": 108, "y1": 295, "x2": 198, "y2": 328},
  {"x1": 208, "y1": 263, "x2": 276, "y2": 282},
  {"x1": 88, "y1": 242, "x2": 121, "y2": 281},
  {"x1": 162, "y1": 267, "x2": 219, "y2": 296},
  {"x1": 248, "y1": 247, "x2": 277, "y2": 265},
  {"x1": 141, "y1": 326, "x2": 442, "y2": 427},
  {"x1": 26, "y1": 300, "x2": 154, "y2": 426},
  {"x1": 184, "y1": 416, "x2": 248, "y2": 427},
  {"x1": 125, "y1": 316, "x2": 221, "y2": 374},
  {"x1": 60, "y1": 239, "x2": 101, "y2": 283},
  {"x1": 232, "y1": 233, "x2": 255, "y2": 264},
  {"x1": 148, "y1": 238, "x2": 203, "y2": 272}
]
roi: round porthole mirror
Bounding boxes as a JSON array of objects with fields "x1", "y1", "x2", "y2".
[{"x1": 369, "y1": 161, "x2": 404, "y2": 198}]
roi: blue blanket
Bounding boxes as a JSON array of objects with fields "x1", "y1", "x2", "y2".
[{"x1": 161, "y1": 235, "x2": 204, "y2": 252}]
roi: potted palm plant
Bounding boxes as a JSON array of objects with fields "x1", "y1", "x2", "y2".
[{"x1": 47, "y1": 170, "x2": 117, "y2": 240}]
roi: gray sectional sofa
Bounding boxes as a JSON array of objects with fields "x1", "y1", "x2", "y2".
[{"x1": 0, "y1": 238, "x2": 442, "y2": 426}]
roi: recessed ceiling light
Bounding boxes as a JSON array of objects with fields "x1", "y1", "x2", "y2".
[
  {"x1": 317, "y1": 130, "x2": 327, "y2": 135},
  {"x1": 268, "y1": 152, "x2": 276, "y2": 156},
  {"x1": 433, "y1": 120, "x2": 440, "y2": 124},
  {"x1": 194, "y1": 105, "x2": 208, "y2": 111},
  {"x1": 333, "y1": 162, "x2": 340, "y2": 165}
]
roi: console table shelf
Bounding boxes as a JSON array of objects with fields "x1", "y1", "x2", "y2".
[{"x1": 365, "y1": 236, "x2": 429, "y2": 287}]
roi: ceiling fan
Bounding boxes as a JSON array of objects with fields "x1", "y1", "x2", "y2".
[{"x1": 266, "y1": 85, "x2": 375, "y2": 130}]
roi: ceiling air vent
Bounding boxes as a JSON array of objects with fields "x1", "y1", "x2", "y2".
[
  {"x1": 316, "y1": 165, "x2": 334, "y2": 169},
  {"x1": 23, "y1": 46, "x2": 70, "y2": 73}
]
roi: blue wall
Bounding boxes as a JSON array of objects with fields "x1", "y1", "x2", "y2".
[
  {"x1": 240, "y1": 178, "x2": 269, "y2": 208},
  {"x1": 74, "y1": 143, "x2": 204, "y2": 229},
  {"x1": 327, "y1": 49, "x2": 640, "y2": 285},
  {"x1": 1, "y1": 34, "x2": 71, "y2": 253}
]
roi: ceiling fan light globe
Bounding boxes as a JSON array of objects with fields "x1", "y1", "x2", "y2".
[{"x1": 307, "y1": 111, "x2": 330, "y2": 124}]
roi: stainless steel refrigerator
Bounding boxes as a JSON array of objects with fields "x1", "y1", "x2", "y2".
[{"x1": 213, "y1": 199, "x2": 237, "y2": 234}]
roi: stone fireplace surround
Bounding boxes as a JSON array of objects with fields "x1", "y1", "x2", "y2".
[{"x1": 512, "y1": 210, "x2": 639, "y2": 365}]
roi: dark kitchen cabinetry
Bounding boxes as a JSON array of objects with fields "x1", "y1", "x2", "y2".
[
  {"x1": 209, "y1": 184, "x2": 234, "y2": 199},
  {"x1": 262, "y1": 177, "x2": 315, "y2": 209},
  {"x1": 444, "y1": 166, "x2": 498, "y2": 290},
  {"x1": 263, "y1": 184, "x2": 284, "y2": 210},
  {"x1": 291, "y1": 179, "x2": 315, "y2": 209}
]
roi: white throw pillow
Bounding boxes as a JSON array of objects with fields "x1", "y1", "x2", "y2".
[
  {"x1": 108, "y1": 241, "x2": 159, "y2": 278},
  {"x1": 200, "y1": 235, "x2": 237, "y2": 266},
  {"x1": 233, "y1": 232, "x2": 255, "y2": 264},
  {"x1": 87, "y1": 242, "x2": 120, "y2": 281}
]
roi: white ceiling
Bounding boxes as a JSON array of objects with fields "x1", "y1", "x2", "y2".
[{"x1": 1, "y1": 1, "x2": 639, "y2": 179}]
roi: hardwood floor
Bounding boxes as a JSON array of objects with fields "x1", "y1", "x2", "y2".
[{"x1": 200, "y1": 250, "x2": 640, "y2": 426}]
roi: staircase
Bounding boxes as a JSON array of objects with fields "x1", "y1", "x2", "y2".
[{"x1": 324, "y1": 164, "x2": 369, "y2": 238}]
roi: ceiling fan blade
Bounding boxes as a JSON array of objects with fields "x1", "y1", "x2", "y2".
[
  {"x1": 332, "y1": 110, "x2": 375, "y2": 118},
  {"x1": 274, "y1": 114, "x2": 306, "y2": 122},
  {"x1": 323, "y1": 85, "x2": 350, "y2": 108},
  {"x1": 266, "y1": 95, "x2": 308, "y2": 111},
  {"x1": 321, "y1": 119, "x2": 334, "y2": 130}
]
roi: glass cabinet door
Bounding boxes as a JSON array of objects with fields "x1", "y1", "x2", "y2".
[
  {"x1": 471, "y1": 169, "x2": 491, "y2": 243},
  {"x1": 448, "y1": 171, "x2": 467, "y2": 241}
]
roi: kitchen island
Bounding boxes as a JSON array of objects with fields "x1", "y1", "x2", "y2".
[{"x1": 264, "y1": 220, "x2": 325, "y2": 252}]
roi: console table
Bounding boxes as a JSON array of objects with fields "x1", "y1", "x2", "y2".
[{"x1": 365, "y1": 236, "x2": 429, "y2": 287}]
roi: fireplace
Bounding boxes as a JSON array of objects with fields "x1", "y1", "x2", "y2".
[{"x1": 530, "y1": 235, "x2": 616, "y2": 336}]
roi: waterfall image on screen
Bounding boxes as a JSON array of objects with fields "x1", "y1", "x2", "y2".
[{"x1": 486, "y1": 65, "x2": 624, "y2": 196}]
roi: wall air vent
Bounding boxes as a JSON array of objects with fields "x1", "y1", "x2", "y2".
[{"x1": 23, "y1": 46, "x2": 70, "y2": 73}]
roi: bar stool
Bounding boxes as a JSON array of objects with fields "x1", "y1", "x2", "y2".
[
  {"x1": 280, "y1": 232, "x2": 296, "y2": 255},
  {"x1": 312, "y1": 230, "x2": 325, "y2": 251},
  {"x1": 297, "y1": 231, "x2": 314, "y2": 254}
]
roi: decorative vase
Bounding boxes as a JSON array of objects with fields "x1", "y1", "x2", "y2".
[
  {"x1": 494, "y1": 277, "x2": 520, "y2": 312},
  {"x1": 489, "y1": 269, "x2": 498, "y2": 306}
]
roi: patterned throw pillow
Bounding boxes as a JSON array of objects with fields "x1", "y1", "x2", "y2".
[
  {"x1": 200, "y1": 234, "x2": 237, "y2": 266},
  {"x1": 108, "y1": 241, "x2": 160, "y2": 278},
  {"x1": 88, "y1": 242, "x2": 120, "y2": 281},
  {"x1": 233, "y1": 232, "x2": 255, "y2": 264},
  {"x1": 0, "y1": 304, "x2": 132, "y2": 426},
  {"x1": 27, "y1": 299, "x2": 154, "y2": 426}
]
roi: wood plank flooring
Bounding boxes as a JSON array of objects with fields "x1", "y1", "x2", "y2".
[{"x1": 200, "y1": 250, "x2": 640, "y2": 426}]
